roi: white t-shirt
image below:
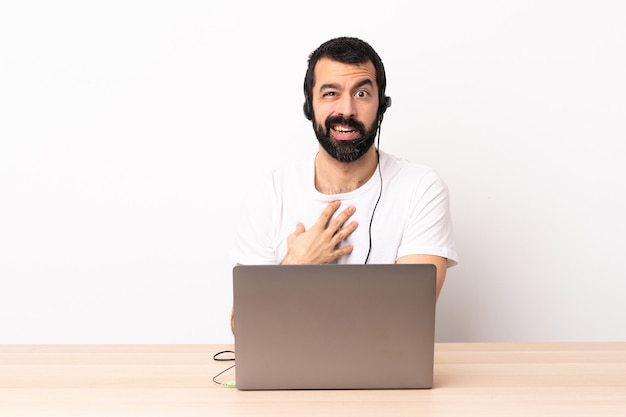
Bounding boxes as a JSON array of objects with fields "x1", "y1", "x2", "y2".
[{"x1": 233, "y1": 150, "x2": 458, "y2": 266}]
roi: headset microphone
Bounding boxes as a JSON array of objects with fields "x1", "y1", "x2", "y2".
[{"x1": 350, "y1": 125, "x2": 379, "y2": 151}]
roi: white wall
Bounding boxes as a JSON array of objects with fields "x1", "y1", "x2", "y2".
[{"x1": 1, "y1": 1, "x2": 625, "y2": 343}]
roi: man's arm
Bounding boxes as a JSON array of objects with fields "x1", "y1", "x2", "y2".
[
  {"x1": 231, "y1": 306, "x2": 235, "y2": 334},
  {"x1": 396, "y1": 254, "x2": 448, "y2": 300}
]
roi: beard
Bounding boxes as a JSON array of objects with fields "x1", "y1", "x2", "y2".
[{"x1": 313, "y1": 115, "x2": 378, "y2": 162}]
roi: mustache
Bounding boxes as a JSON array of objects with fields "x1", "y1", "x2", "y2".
[{"x1": 325, "y1": 115, "x2": 366, "y2": 135}]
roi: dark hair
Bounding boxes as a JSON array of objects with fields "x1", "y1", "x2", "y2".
[{"x1": 303, "y1": 37, "x2": 388, "y2": 119}]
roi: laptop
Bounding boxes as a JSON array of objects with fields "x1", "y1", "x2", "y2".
[{"x1": 232, "y1": 263, "x2": 437, "y2": 390}]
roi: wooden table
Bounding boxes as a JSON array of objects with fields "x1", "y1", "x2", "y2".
[{"x1": 2, "y1": 343, "x2": 625, "y2": 416}]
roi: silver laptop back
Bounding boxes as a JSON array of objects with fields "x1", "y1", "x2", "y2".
[{"x1": 233, "y1": 264, "x2": 437, "y2": 390}]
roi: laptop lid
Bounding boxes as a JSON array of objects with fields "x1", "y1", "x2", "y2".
[{"x1": 232, "y1": 263, "x2": 437, "y2": 390}]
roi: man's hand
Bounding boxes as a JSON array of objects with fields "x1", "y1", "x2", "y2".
[{"x1": 281, "y1": 201, "x2": 358, "y2": 264}]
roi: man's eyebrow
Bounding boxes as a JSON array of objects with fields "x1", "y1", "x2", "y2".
[
  {"x1": 318, "y1": 79, "x2": 375, "y2": 93},
  {"x1": 353, "y1": 79, "x2": 374, "y2": 90},
  {"x1": 319, "y1": 82, "x2": 340, "y2": 92}
]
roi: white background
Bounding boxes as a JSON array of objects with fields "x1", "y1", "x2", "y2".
[{"x1": 1, "y1": 1, "x2": 625, "y2": 343}]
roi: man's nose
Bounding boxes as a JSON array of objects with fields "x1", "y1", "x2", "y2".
[{"x1": 335, "y1": 95, "x2": 356, "y2": 118}]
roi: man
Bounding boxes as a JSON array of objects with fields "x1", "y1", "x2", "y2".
[{"x1": 231, "y1": 37, "x2": 458, "y2": 330}]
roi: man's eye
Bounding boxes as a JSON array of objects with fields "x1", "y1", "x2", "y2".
[
  {"x1": 356, "y1": 90, "x2": 369, "y2": 98},
  {"x1": 323, "y1": 92, "x2": 336, "y2": 97}
]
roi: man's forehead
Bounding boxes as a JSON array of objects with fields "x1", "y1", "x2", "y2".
[{"x1": 313, "y1": 58, "x2": 377, "y2": 89}]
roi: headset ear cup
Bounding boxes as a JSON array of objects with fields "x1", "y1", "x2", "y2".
[
  {"x1": 378, "y1": 95, "x2": 391, "y2": 119},
  {"x1": 303, "y1": 98, "x2": 312, "y2": 120}
]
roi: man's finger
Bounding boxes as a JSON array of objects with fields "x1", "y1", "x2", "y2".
[
  {"x1": 327, "y1": 205, "x2": 356, "y2": 233},
  {"x1": 315, "y1": 201, "x2": 342, "y2": 228}
]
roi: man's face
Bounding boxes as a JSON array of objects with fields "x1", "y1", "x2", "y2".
[{"x1": 311, "y1": 58, "x2": 380, "y2": 162}]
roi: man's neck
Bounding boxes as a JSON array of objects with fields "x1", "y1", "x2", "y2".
[{"x1": 314, "y1": 146, "x2": 379, "y2": 194}]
